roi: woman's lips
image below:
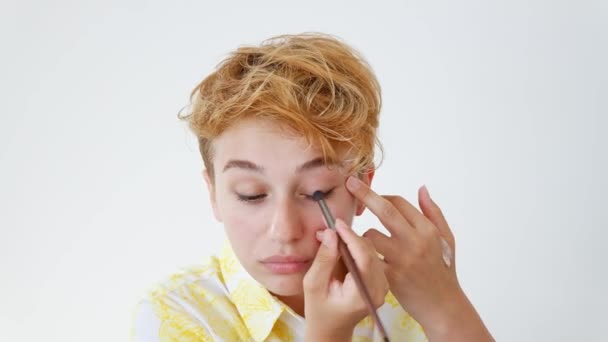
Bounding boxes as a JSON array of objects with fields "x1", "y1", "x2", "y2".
[{"x1": 261, "y1": 255, "x2": 312, "y2": 274}]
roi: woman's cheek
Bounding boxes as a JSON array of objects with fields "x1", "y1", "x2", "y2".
[
  {"x1": 327, "y1": 193, "x2": 357, "y2": 224},
  {"x1": 222, "y1": 204, "x2": 269, "y2": 236}
]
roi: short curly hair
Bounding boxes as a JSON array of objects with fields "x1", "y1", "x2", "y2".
[{"x1": 178, "y1": 32, "x2": 383, "y2": 180}]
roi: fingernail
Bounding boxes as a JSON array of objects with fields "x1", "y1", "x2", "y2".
[
  {"x1": 335, "y1": 218, "x2": 347, "y2": 230},
  {"x1": 347, "y1": 176, "x2": 361, "y2": 190},
  {"x1": 322, "y1": 230, "x2": 333, "y2": 247},
  {"x1": 316, "y1": 230, "x2": 323, "y2": 241},
  {"x1": 336, "y1": 219, "x2": 346, "y2": 228},
  {"x1": 422, "y1": 185, "x2": 431, "y2": 199}
]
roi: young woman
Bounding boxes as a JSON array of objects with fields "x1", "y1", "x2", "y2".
[{"x1": 132, "y1": 33, "x2": 494, "y2": 342}]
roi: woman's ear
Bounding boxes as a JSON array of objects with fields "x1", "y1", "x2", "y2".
[
  {"x1": 203, "y1": 169, "x2": 222, "y2": 222},
  {"x1": 355, "y1": 170, "x2": 375, "y2": 216}
]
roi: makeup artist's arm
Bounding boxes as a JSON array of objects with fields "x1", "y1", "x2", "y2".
[
  {"x1": 303, "y1": 220, "x2": 388, "y2": 342},
  {"x1": 345, "y1": 176, "x2": 494, "y2": 342}
]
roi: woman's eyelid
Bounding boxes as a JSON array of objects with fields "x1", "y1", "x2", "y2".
[
  {"x1": 236, "y1": 193, "x2": 266, "y2": 203},
  {"x1": 234, "y1": 184, "x2": 337, "y2": 198},
  {"x1": 246, "y1": 193, "x2": 266, "y2": 199},
  {"x1": 304, "y1": 187, "x2": 335, "y2": 199},
  {"x1": 233, "y1": 183, "x2": 267, "y2": 196}
]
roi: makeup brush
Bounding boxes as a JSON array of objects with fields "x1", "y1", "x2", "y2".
[{"x1": 312, "y1": 190, "x2": 390, "y2": 342}]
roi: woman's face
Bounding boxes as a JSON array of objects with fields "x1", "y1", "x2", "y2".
[{"x1": 204, "y1": 118, "x2": 372, "y2": 297}]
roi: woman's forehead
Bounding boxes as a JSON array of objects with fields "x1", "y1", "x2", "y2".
[
  {"x1": 211, "y1": 118, "x2": 353, "y2": 177},
  {"x1": 214, "y1": 119, "x2": 317, "y2": 159}
]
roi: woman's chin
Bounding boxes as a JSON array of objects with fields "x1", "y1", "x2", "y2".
[{"x1": 261, "y1": 273, "x2": 305, "y2": 297}]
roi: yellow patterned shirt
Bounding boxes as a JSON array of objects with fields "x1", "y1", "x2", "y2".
[{"x1": 132, "y1": 240, "x2": 428, "y2": 342}]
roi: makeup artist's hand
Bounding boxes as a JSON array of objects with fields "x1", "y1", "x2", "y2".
[
  {"x1": 303, "y1": 219, "x2": 388, "y2": 342},
  {"x1": 345, "y1": 176, "x2": 494, "y2": 342}
]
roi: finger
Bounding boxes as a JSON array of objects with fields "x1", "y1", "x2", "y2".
[
  {"x1": 334, "y1": 219, "x2": 378, "y2": 266},
  {"x1": 336, "y1": 221, "x2": 389, "y2": 306},
  {"x1": 342, "y1": 266, "x2": 388, "y2": 311},
  {"x1": 384, "y1": 195, "x2": 430, "y2": 230},
  {"x1": 362, "y1": 228, "x2": 393, "y2": 259},
  {"x1": 418, "y1": 185, "x2": 455, "y2": 245},
  {"x1": 345, "y1": 176, "x2": 413, "y2": 239},
  {"x1": 303, "y1": 229, "x2": 340, "y2": 293}
]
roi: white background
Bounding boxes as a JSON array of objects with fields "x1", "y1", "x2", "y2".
[{"x1": 1, "y1": 0, "x2": 606, "y2": 341}]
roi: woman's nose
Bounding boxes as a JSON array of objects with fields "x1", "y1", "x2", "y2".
[{"x1": 268, "y1": 198, "x2": 305, "y2": 243}]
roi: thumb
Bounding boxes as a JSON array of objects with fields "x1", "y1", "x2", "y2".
[{"x1": 303, "y1": 229, "x2": 340, "y2": 293}]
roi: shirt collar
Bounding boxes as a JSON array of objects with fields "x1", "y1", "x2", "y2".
[{"x1": 219, "y1": 238, "x2": 291, "y2": 342}]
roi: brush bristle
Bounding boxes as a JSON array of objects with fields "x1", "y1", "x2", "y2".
[{"x1": 312, "y1": 190, "x2": 325, "y2": 201}]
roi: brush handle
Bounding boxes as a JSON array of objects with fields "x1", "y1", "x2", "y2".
[
  {"x1": 337, "y1": 238, "x2": 390, "y2": 342},
  {"x1": 316, "y1": 198, "x2": 390, "y2": 341}
]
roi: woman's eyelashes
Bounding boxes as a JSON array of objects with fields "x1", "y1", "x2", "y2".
[
  {"x1": 235, "y1": 188, "x2": 335, "y2": 204},
  {"x1": 236, "y1": 193, "x2": 266, "y2": 203},
  {"x1": 304, "y1": 188, "x2": 334, "y2": 200}
]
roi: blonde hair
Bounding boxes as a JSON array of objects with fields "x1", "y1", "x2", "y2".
[{"x1": 178, "y1": 32, "x2": 383, "y2": 180}]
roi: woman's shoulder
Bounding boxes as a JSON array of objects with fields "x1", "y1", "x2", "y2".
[
  {"x1": 147, "y1": 256, "x2": 224, "y2": 299},
  {"x1": 137, "y1": 254, "x2": 233, "y2": 315},
  {"x1": 131, "y1": 255, "x2": 247, "y2": 341}
]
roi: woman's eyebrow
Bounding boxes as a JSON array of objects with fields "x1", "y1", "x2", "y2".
[
  {"x1": 296, "y1": 157, "x2": 338, "y2": 173},
  {"x1": 223, "y1": 160, "x2": 264, "y2": 173},
  {"x1": 222, "y1": 157, "x2": 335, "y2": 174}
]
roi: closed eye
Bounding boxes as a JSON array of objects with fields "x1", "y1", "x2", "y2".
[
  {"x1": 236, "y1": 187, "x2": 335, "y2": 204},
  {"x1": 304, "y1": 188, "x2": 335, "y2": 200},
  {"x1": 236, "y1": 193, "x2": 266, "y2": 203}
]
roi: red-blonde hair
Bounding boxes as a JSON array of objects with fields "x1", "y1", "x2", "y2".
[{"x1": 178, "y1": 32, "x2": 383, "y2": 179}]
